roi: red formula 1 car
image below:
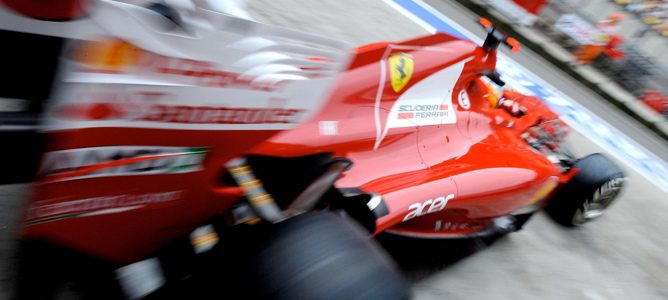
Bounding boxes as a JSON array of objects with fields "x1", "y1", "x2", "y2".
[
  {"x1": 3, "y1": 1, "x2": 625, "y2": 299},
  {"x1": 249, "y1": 30, "x2": 626, "y2": 237}
]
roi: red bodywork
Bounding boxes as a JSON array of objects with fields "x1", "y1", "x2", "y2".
[
  {"x1": 251, "y1": 33, "x2": 569, "y2": 238},
  {"x1": 23, "y1": 32, "x2": 574, "y2": 263}
]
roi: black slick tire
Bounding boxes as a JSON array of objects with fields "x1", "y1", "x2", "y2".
[{"x1": 545, "y1": 153, "x2": 625, "y2": 227}]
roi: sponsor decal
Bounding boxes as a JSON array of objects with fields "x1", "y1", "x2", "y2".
[
  {"x1": 434, "y1": 220, "x2": 484, "y2": 231},
  {"x1": 458, "y1": 89, "x2": 471, "y2": 110},
  {"x1": 318, "y1": 120, "x2": 338, "y2": 135},
  {"x1": 137, "y1": 105, "x2": 301, "y2": 124},
  {"x1": 397, "y1": 104, "x2": 450, "y2": 120},
  {"x1": 385, "y1": 59, "x2": 467, "y2": 129},
  {"x1": 56, "y1": 92, "x2": 304, "y2": 125},
  {"x1": 39, "y1": 146, "x2": 207, "y2": 182},
  {"x1": 152, "y1": 56, "x2": 264, "y2": 90},
  {"x1": 73, "y1": 40, "x2": 276, "y2": 91},
  {"x1": 375, "y1": 58, "x2": 469, "y2": 149},
  {"x1": 26, "y1": 190, "x2": 183, "y2": 225},
  {"x1": 403, "y1": 194, "x2": 454, "y2": 221},
  {"x1": 64, "y1": 103, "x2": 302, "y2": 124},
  {"x1": 389, "y1": 53, "x2": 415, "y2": 93}
]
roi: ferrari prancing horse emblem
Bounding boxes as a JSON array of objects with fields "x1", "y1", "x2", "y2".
[{"x1": 389, "y1": 53, "x2": 414, "y2": 93}]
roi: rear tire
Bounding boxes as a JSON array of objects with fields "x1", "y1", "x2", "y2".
[
  {"x1": 231, "y1": 211, "x2": 411, "y2": 300},
  {"x1": 545, "y1": 153, "x2": 625, "y2": 227}
]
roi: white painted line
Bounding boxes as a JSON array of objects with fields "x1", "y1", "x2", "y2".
[{"x1": 381, "y1": 0, "x2": 437, "y2": 34}]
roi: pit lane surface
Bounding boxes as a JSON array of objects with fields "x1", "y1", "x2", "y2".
[{"x1": 243, "y1": 1, "x2": 668, "y2": 299}]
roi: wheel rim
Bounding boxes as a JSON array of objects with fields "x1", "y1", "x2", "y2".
[{"x1": 572, "y1": 177, "x2": 624, "y2": 225}]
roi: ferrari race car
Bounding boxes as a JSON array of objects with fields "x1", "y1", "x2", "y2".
[{"x1": 1, "y1": 1, "x2": 625, "y2": 299}]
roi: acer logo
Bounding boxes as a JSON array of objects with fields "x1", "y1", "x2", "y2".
[{"x1": 403, "y1": 194, "x2": 454, "y2": 222}]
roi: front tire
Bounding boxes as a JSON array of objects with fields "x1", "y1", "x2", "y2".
[{"x1": 545, "y1": 153, "x2": 625, "y2": 227}]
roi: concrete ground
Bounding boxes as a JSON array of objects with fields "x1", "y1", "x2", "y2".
[{"x1": 1, "y1": 1, "x2": 667, "y2": 299}]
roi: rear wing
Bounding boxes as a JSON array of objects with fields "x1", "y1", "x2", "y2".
[
  {"x1": 46, "y1": 0, "x2": 352, "y2": 131},
  {"x1": 0, "y1": 0, "x2": 352, "y2": 183}
]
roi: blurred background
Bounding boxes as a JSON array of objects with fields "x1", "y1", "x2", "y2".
[{"x1": 533, "y1": 0, "x2": 668, "y2": 121}]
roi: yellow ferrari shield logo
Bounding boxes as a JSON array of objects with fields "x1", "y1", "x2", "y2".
[{"x1": 389, "y1": 53, "x2": 414, "y2": 93}]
